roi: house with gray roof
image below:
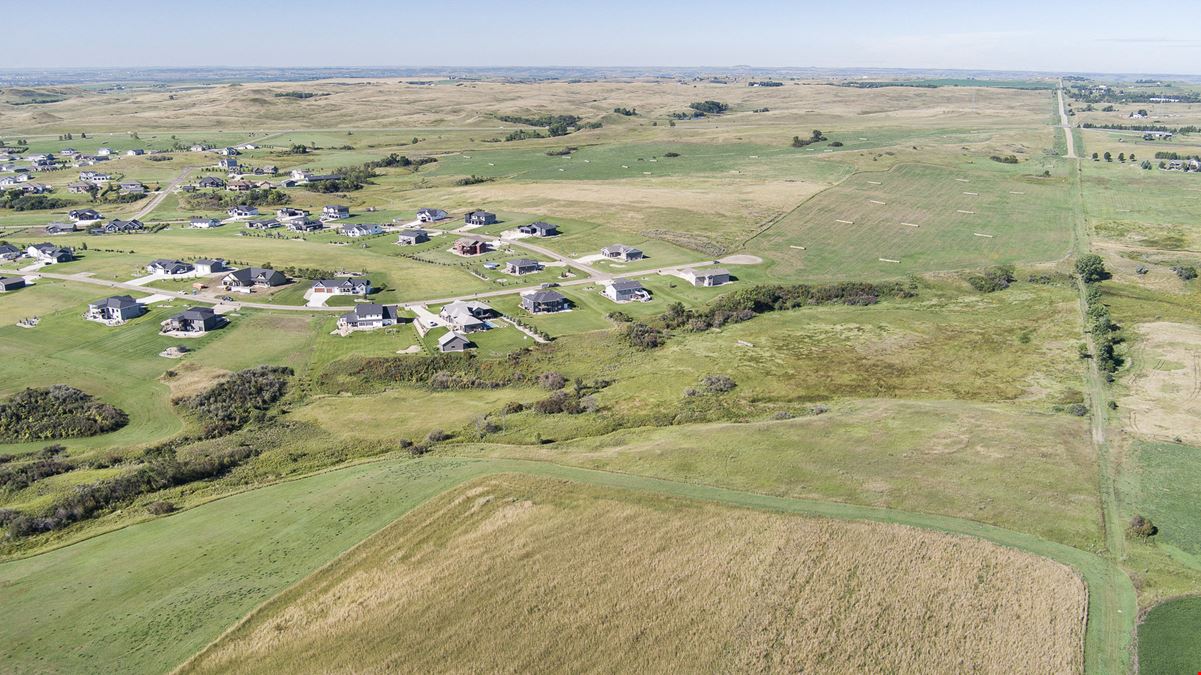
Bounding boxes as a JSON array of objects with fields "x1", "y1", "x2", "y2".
[
  {"x1": 246, "y1": 219, "x2": 282, "y2": 230},
  {"x1": 340, "y1": 223, "x2": 383, "y2": 237},
  {"x1": 197, "y1": 176, "x2": 225, "y2": 189},
  {"x1": 416, "y1": 208, "x2": 448, "y2": 223},
  {"x1": 68, "y1": 208, "x2": 102, "y2": 222},
  {"x1": 228, "y1": 205, "x2": 259, "y2": 218},
  {"x1": 193, "y1": 259, "x2": 228, "y2": 274},
  {"x1": 147, "y1": 259, "x2": 194, "y2": 275},
  {"x1": 91, "y1": 219, "x2": 143, "y2": 234},
  {"x1": 438, "y1": 331, "x2": 473, "y2": 352},
  {"x1": 601, "y1": 244, "x2": 644, "y2": 262},
  {"x1": 162, "y1": 307, "x2": 223, "y2": 334},
  {"x1": 0, "y1": 277, "x2": 26, "y2": 292},
  {"x1": 517, "y1": 221, "x2": 559, "y2": 237},
  {"x1": 681, "y1": 268, "x2": 730, "y2": 287},
  {"x1": 520, "y1": 289, "x2": 569, "y2": 314},
  {"x1": 85, "y1": 295, "x2": 144, "y2": 323},
  {"x1": 439, "y1": 300, "x2": 496, "y2": 333},
  {"x1": 45, "y1": 222, "x2": 77, "y2": 235},
  {"x1": 603, "y1": 279, "x2": 650, "y2": 302},
  {"x1": 396, "y1": 228, "x2": 429, "y2": 245},
  {"x1": 505, "y1": 258, "x2": 542, "y2": 275},
  {"x1": 223, "y1": 267, "x2": 286, "y2": 289},
  {"x1": 464, "y1": 210, "x2": 497, "y2": 226},
  {"x1": 0, "y1": 244, "x2": 21, "y2": 261},
  {"x1": 322, "y1": 205, "x2": 350, "y2": 220},
  {"x1": 189, "y1": 216, "x2": 221, "y2": 229},
  {"x1": 337, "y1": 303, "x2": 400, "y2": 331},
  {"x1": 311, "y1": 277, "x2": 371, "y2": 296},
  {"x1": 27, "y1": 243, "x2": 73, "y2": 263}
]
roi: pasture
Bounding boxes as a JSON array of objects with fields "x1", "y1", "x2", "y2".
[{"x1": 180, "y1": 474, "x2": 1087, "y2": 675}]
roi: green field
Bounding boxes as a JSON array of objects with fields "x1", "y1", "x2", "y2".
[{"x1": 1137, "y1": 597, "x2": 1201, "y2": 675}]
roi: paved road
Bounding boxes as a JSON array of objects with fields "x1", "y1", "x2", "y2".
[
  {"x1": 135, "y1": 167, "x2": 193, "y2": 220},
  {"x1": 1057, "y1": 87, "x2": 1077, "y2": 159}
]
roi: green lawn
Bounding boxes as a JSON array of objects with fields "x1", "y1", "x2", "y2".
[{"x1": 1137, "y1": 596, "x2": 1201, "y2": 675}]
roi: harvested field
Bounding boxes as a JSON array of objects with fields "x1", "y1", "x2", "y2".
[
  {"x1": 181, "y1": 474, "x2": 1087, "y2": 675},
  {"x1": 1121, "y1": 322, "x2": 1201, "y2": 445}
]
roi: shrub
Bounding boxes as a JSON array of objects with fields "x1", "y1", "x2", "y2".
[
  {"x1": 701, "y1": 374, "x2": 737, "y2": 394},
  {"x1": 1171, "y1": 265, "x2": 1198, "y2": 281},
  {"x1": 1066, "y1": 403, "x2": 1089, "y2": 417},
  {"x1": 689, "y1": 101, "x2": 729, "y2": 115},
  {"x1": 177, "y1": 366, "x2": 292, "y2": 437},
  {"x1": 1127, "y1": 514, "x2": 1158, "y2": 538},
  {"x1": 537, "y1": 372, "x2": 567, "y2": 390},
  {"x1": 500, "y1": 401, "x2": 526, "y2": 415},
  {"x1": 621, "y1": 322, "x2": 667, "y2": 350},
  {"x1": 663, "y1": 151, "x2": 681, "y2": 158},
  {"x1": 0, "y1": 386, "x2": 128, "y2": 442},
  {"x1": 966, "y1": 265, "x2": 1016, "y2": 293},
  {"x1": 426, "y1": 429, "x2": 451, "y2": 443},
  {"x1": 146, "y1": 500, "x2": 177, "y2": 515}
]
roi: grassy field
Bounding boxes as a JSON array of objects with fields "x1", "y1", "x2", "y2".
[
  {"x1": 1137, "y1": 596, "x2": 1201, "y2": 675},
  {"x1": 181, "y1": 473, "x2": 1086, "y2": 675}
]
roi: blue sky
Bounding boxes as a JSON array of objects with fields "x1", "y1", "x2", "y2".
[{"x1": 14, "y1": 0, "x2": 1200, "y2": 73}]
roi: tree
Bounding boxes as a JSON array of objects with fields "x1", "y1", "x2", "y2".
[
  {"x1": 1118, "y1": 152, "x2": 1126, "y2": 162},
  {"x1": 1103, "y1": 151, "x2": 1112, "y2": 162},
  {"x1": 1092, "y1": 152, "x2": 1099, "y2": 160},
  {"x1": 1075, "y1": 254, "x2": 1108, "y2": 283}
]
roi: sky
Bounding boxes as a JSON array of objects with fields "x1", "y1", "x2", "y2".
[{"x1": 13, "y1": 0, "x2": 1201, "y2": 74}]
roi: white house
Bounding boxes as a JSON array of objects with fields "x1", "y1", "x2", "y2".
[
  {"x1": 337, "y1": 304, "x2": 400, "y2": 331},
  {"x1": 340, "y1": 223, "x2": 383, "y2": 237},
  {"x1": 680, "y1": 268, "x2": 730, "y2": 287},
  {"x1": 603, "y1": 279, "x2": 650, "y2": 302}
]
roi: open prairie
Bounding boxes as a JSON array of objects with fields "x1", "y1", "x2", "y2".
[{"x1": 181, "y1": 474, "x2": 1087, "y2": 675}]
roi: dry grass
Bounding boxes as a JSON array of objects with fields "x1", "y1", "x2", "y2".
[
  {"x1": 1120, "y1": 321, "x2": 1201, "y2": 445},
  {"x1": 181, "y1": 474, "x2": 1086, "y2": 675}
]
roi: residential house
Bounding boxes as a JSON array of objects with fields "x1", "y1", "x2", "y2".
[
  {"x1": 60, "y1": 148, "x2": 78, "y2": 157},
  {"x1": 290, "y1": 169, "x2": 313, "y2": 182},
  {"x1": 119, "y1": 182, "x2": 146, "y2": 195},
  {"x1": 286, "y1": 220, "x2": 323, "y2": 232},
  {"x1": 190, "y1": 144, "x2": 211, "y2": 152},
  {"x1": 246, "y1": 219, "x2": 282, "y2": 230},
  {"x1": 79, "y1": 171, "x2": 112, "y2": 184},
  {"x1": 26, "y1": 153, "x2": 53, "y2": 162},
  {"x1": 30, "y1": 159, "x2": 57, "y2": 171},
  {"x1": 226, "y1": 180, "x2": 252, "y2": 192},
  {"x1": 26, "y1": 243, "x2": 73, "y2": 263},
  {"x1": 162, "y1": 307, "x2": 223, "y2": 333},
  {"x1": 125, "y1": 148, "x2": 145, "y2": 156},
  {"x1": 197, "y1": 176, "x2": 225, "y2": 189},
  {"x1": 189, "y1": 217, "x2": 221, "y2": 229},
  {"x1": 67, "y1": 182, "x2": 93, "y2": 194},
  {"x1": 603, "y1": 279, "x2": 650, "y2": 302},
  {"x1": 439, "y1": 300, "x2": 495, "y2": 333},
  {"x1": 68, "y1": 208, "x2": 102, "y2": 222},
  {"x1": 416, "y1": 207, "x2": 449, "y2": 223},
  {"x1": 45, "y1": 222, "x2": 77, "y2": 235},
  {"x1": 85, "y1": 295, "x2": 144, "y2": 323},
  {"x1": 0, "y1": 244, "x2": 22, "y2": 261},
  {"x1": 337, "y1": 303, "x2": 400, "y2": 331},
  {"x1": 521, "y1": 289, "x2": 569, "y2": 314},
  {"x1": 218, "y1": 147, "x2": 239, "y2": 156},
  {"x1": 311, "y1": 277, "x2": 371, "y2": 296},
  {"x1": 517, "y1": 221, "x2": 559, "y2": 237},
  {"x1": 453, "y1": 237, "x2": 489, "y2": 256},
  {"x1": 601, "y1": 244, "x2": 644, "y2": 262},
  {"x1": 396, "y1": 229, "x2": 429, "y2": 245},
  {"x1": 322, "y1": 204, "x2": 350, "y2": 220},
  {"x1": 340, "y1": 223, "x2": 383, "y2": 237},
  {"x1": 464, "y1": 210, "x2": 497, "y2": 226},
  {"x1": 227, "y1": 205, "x2": 258, "y2": 218},
  {"x1": 96, "y1": 147, "x2": 114, "y2": 156},
  {"x1": 218, "y1": 158, "x2": 239, "y2": 172},
  {"x1": 223, "y1": 267, "x2": 287, "y2": 290},
  {"x1": 146, "y1": 259, "x2": 194, "y2": 275},
  {"x1": 681, "y1": 268, "x2": 730, "y2": 287},
  {"x1": 276, "y1": 207, "x2": 309, "y2": 221},
  {"x1": 193, "y1": 259, "x2": 228, "y2": 274},
  {"x1": 21, "y1": 183, "x2": 52, "y2": 195},
  {"x1": 438, "y1": 331, "x2": 473, "y2": 352},
  {"x1": 91, "y1": 219, "x2": 144, "y2": 234},
  {"x1": 179, "y1": 184, "x2": 197, "y2": 193},
  {"x1": 0, "y1": 277, "x2": 26, "y2": 292},
  {"x1": 505, "y1": 258, "x2": 542, "y2": 275}
]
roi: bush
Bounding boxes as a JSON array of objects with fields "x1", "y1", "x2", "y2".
[
  {"x1": 689, "y1": 100, "x2": 729, "y2": 115},
  {"x1": 1171, "y1": 265, "x2": 1198, "y2": 281},
  {"x1": 146, "y1": 500, "x2": 177, "y2": 515},
  {"x1": 621, "y1": 322, "x2": 667, "y2": 350},
  {"x1": 700, "y1": 374, "x2": 737, "y2": 394},
  {"x1": 177, "y1": 366, "x2": 292, "y2": 437},
  {"x1": 1066, "y1": 403, "x2": 1089, "y2": 417},
  {"x1": 0, "y1": 386, "x2": 128, "y2": 442},
  {"x1": 1075, "y1": 254, "x2": 1108, "y2": 283},
  {"x1": 537, "y1": 372, "x2": 567, "y2": 390},
  {"x1": 500, "y1": 401, "x2": 525, "y2": 415},
  {"x1": 966, "y1": 265, "x2": 1016, "y2": 293},
  {"x1": 426, "y1": 429, "x2": 451, "y2": 443},
  {"x1": 1128, "y1": 514, "x2": 1158, "y2": 538}
]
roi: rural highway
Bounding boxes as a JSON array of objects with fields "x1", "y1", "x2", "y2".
[{"x1": 1057, "y1": 87, "x2": 1077, "y2": 159}]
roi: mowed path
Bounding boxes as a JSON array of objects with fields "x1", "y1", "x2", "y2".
[{"x1": 0, "y1": 456, "x2": 1134, "y2": 675}]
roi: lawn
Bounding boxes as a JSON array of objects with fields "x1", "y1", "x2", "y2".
[{"x1": 1137, "y1": 596, "x2": 1201, "y2": 675}]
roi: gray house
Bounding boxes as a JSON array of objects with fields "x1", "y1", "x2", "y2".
[
  {"x1": 85, "y1": 295, "x2": 144, "y2": 323},
  {"x1": 337, "y1": 304, "x2": 400, "y2": 330},
  {"x1": 464, "y1": 210, "x2": 497, "y2": 226},
  {"x1": 228, "y1": 205, "x2": 259, "y2": 218},
  {"x1": 518, "y1": 221, "x2": 559, "y2": 237},
  {"x1": 91, "y1": 219, "x2": 144, "y2": 234},
  {"x1": 521, "y1": 289, "x2": 569, "y2": 314},
  {"x1": 286, "y1": 220, "x2": 323, "y2": 232},
  {"x1": 311, "y1": 277, "x2": 372, "y2": 296},
  {"x1": 396, "y1": 229, "x2": 429, "y2": 245},
  {"x1": 0, "y1": 244, "x2": 21, "y2": 261},
  {"x1": 601, "y1": 244, "x2": 644, "y2": 262},
  {"x1": 322, "y1": 205, "x2": 350, "y2": 220},
  {"x1": 439, "y1": 300, "x2": 495, "y2": 332},
  {"x1": 505, "y1": 258, "x2": 542, "y2": 275},
  {"x1": 603, "y1": 279, "x2": 650, "y2": 302},
  {"x1": 0, "y1": 277, "x2": 26, "y2": 292},
  {"x1": 438, "y1": 331, "x2": 473, "y2": 352},
  {"x1": 27, "y1": 243, "x2": 73, "y2": 263},
  {"x1": 68, "y1": 208, "x2": 102, "y2": 222},
  {"x1": 246, "y1": 219, "x2": 281, "y2": 230},
  {"x1": 162, "y1": 307, "x2": 223, "y2": 333},
  {"x1": 197, "y1": 176, "x2": 225, "y2": 189},
  {"x1": 193, "y1": 259, "x2": 228, "y2": 274},
  {"x1": 223, "y1": 267, "x2": 286, "y2": 289},
  {"x1": 45, "y1": 222, "x2": 77, "y2": 235}
]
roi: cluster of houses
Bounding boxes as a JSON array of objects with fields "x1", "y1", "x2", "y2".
[
  {"x1": 7, "y1": 242, "x2": 76, "y2": 265},
  {"x1": 1164, "y1": 158, "x2": 1201, "y2": 172}
]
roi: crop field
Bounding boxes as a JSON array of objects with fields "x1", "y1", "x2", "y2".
[
  {"x1": 1137, "y1": 596, "x2": 1201, "y2": 675},
  {"x1": 181, "y1": 474, "x2": 1086, "y2": 674}
]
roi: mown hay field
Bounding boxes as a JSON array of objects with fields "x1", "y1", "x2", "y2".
[{"x1": 181, "y1": 474, "x2": 1087, "y2": 675}]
